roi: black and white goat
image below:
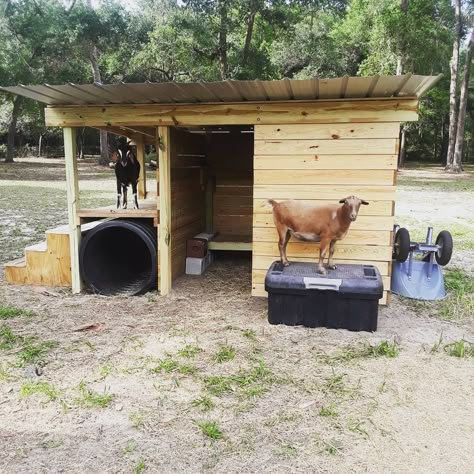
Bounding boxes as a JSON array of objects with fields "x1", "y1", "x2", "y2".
[{"x1": 112, "y1": 142, "x2": 140, "y2": 209}]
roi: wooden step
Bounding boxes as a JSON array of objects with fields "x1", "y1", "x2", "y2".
[{"x1": 4, "y1": 257, "x2": 28, "y2": 285}]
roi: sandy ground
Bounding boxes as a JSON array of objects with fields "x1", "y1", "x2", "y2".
[{"x1": 0, "y1": 159, "x2": 473, "y2": 473}]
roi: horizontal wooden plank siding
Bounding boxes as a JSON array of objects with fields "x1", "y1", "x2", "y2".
[
  {"x1": 252, "y1": 123, "x2": 397, "y2": 304},
  {"x1": 255, "y1": 138, "x2": 397, "y2": 155},
  {"x1": 255, "y1": 154, "x2": 398, "y2": 170},
  {"x1": 45, "y1": 99, "x2": 418, "y2": 127}
]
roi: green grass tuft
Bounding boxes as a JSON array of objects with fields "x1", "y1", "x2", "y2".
[
  {"x1": 178, "y1": 363, "x2": 198, "y2": 375},
  {"x1": 443, "y1": 340, "x2": 474, "y2": 358},
  {"x1": 134, "y1": 458, "x2": 146, "y2": 474},
  {"x1": 0, "y1": 305, "x2": 33, "y2": 320},
  {"x1": 242, "y1": 329, "x2": 258, "y2": 342},
  {"x1": 319, "y1": 403, "x2": 338, "y2": 417},
  {"x1": 213, "y1": 344, "x2": 236, "y2": 363},
  {"x1": 16, "y1": 340, "x2": 58, "y2": 366},
  {"x1": 0, "y1": 325, "x2": 20, "y2": 350},
  {"x1": 193, "y1": 420, "x2": 223, "y2": 439},
  {"x1": 192, "y1": 395, "x2": 215, "y2": 412},
  {"x1": 77, "y1": 381, "x2": 113, "y2": 408},
  {"x1": 150, "y1": 357, "x2": 179, "y2": 374},
  {"x1": 178, "y1": 344, "x2": 202, "y2": 359},
  {"x1": 20, "y1": 381, "x2": 60, "y2": 402}
]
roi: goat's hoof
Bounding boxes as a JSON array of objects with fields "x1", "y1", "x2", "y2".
[
  {"x1": 318, "y1": 268, "x2": 327, "y2": 275},
  {"x1": 282, "y1": 261, "x2": 290, "y2": 267},
  {"x1": 327, "y1": 265, "x2": 337, "y2": 270}
]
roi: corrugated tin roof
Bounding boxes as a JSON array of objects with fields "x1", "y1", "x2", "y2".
[{"x1": 0, "y1": 74, "x2": 442, "y2": 106}]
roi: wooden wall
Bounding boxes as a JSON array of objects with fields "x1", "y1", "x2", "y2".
[
  {"x1": 170, "y1": 128, "x2": 206, "y2": 280},
  {"x1": 206, "y1": 130, "x2": 253, "y2": 238},
  {"x1": 252, "y1": 123, "x2": 399, "y2": 304}
]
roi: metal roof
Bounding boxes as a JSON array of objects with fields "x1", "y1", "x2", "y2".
[{"x1": 0, "y1": 74, "x2": 442, "y2": 106}]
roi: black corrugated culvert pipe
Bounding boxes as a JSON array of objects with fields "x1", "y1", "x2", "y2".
[{"x1": 79, "y1": 220, "x2": 157, "y2": 296}]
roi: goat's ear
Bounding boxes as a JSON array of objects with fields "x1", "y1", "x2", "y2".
[
  {"x1": 361, "y1": 200, "x2": 369, "y2": 205},
  {"x1": 111, "y1": 151, "x2": 118, "y2": 162},
  {"x1": 339, "y1": 197, "x2": 347, "y2": 204}
]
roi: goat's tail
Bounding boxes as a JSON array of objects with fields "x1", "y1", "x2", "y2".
[{"x1": 267, "y1": 199, "x2": 277, "y2": 208}]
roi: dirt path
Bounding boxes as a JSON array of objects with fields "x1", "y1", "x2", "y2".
[{"x1": 0, "y1": 160, "x2": 473, "y2": 473}]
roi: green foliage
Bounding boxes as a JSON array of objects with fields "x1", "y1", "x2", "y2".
[
  {"x1": 0, "y1": 305, "x2": 33, "y2": 319},
  {"x1": 443, "y1": 340, "x2": 474, "y2": 358},
  {"x1": 76, "y1": 381, "x2": 114, "y2": 408},
  {"x1": 193, "y1": 420, "x2": 224, "y2": 440},
  {"x1": 20, "y1": 381, "x2": 60, "y2": 402},
  {"x1": 213, "y1": 344, "x2": 236, "y2": 363}
]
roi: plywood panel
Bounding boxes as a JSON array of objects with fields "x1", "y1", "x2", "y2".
[
  {"x1": 253, "y1": 198, "x2": 393, "y2": 216},
  {"x1": 254, "y1": 154, "x2": 397, "y2": 170},
  {"x1": 255, "y1": 138, "x2": 397, "y2": 155},
  {"x1": 254, "y1": 169, "x2": 395, "y2": 186},
  {"x1": 45, "y1": 99, "x2": 418, "y2": 127},
  {"x1": 253, "y1": 241, "x2": 392, "y2": 261},
  {"x1": 253, "y1": 227, "x2": 392, "y2": 246},
  {"x1": 253, "y1": 213, "x2": 394, "y2": 231},
  {"x1": 255, "y1": 123, "x2": 400, "y2": 140},
  {"x1": 254, "y1": 185, "x2": 396, "y2": 201}
]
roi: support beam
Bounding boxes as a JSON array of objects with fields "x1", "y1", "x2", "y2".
[
  {"x1": 63, "y1": 127, "x2": 82, "y2": 294},
  {"x1": 136, "y1": 138, "x2": 147, "y2": 199},
  {"x1": 158, "y1": 126, "x2": 171, "y2": 295},
  {"x1": 205, "y1": 175, "x2": 215, "y2": 233},
  {"x1": 45, "y1": 99, "x2": 419, "y2": 127}
]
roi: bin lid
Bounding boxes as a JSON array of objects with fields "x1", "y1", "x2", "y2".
[{"x1": 265, "y1": 262, "x2": 384, "y2": 297}]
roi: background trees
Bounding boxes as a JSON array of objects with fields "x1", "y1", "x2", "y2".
[{"x1": 1, "y1": 0, "x2": 473, "y2": 172}]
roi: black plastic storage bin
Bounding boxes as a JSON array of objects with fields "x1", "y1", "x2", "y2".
[{"x1": 265, "y1": 262, "x2": 383, "y2": 332}]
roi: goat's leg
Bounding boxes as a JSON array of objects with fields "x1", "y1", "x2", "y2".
[
  {"x1": 277, "y1": 225, "x2": 291, "y2": 266},
  {"x1": 131, "y1": 180, "x2": 139, "y2": 209},
  {"x1": 327, "y1": 240, "x2": 337, "y2": 270},
  {"x1": 122, "y1": 184, "x2": 128, "y2": 209},
  {"x1": 318, "y1": 237, "x2": 331, "y2": 274},
  {"x1": 116, "y1": 179, "x2": 121, "y2": 209}
]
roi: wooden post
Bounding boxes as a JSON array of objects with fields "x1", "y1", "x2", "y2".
[
  {"x1": 205, "y1": 175, "x2": 215, "y2": 233},
  {"x1": 63, "y1": 127, "x2": 82, "y2": 294},
  {"x1": 136, "y1": 138, "x2": 147, "y2": 199},
  {"x1": 158, "y1": 126, "x2": 171, "y2": 295}
]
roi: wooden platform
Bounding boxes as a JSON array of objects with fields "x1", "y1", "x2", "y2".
[
  {"x1": 77, "y1": 196, "x2": 159, "y2": 225},
  {"x1": 208, "y1": 234, "x2": 252, "y2": 251}
]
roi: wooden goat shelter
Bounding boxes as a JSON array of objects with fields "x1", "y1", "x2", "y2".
[{"x1": 2, "y1": 74, "x2": 441, "y2": 304}]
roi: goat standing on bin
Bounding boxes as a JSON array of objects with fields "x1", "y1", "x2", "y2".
[
  {"x1": 268, "y1": 196, "x2": 369, "y2": 274},
  {"x1": 112, "y1": 142, "x2": 140, "y2": 209}
]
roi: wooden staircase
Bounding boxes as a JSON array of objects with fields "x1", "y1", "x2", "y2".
[{"x1": 5, "y1": 225, "x2": 72, "y2": 287}]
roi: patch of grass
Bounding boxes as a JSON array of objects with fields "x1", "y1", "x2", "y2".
[
  {"x1": 324, "y1": 373, "x2": 346, "y2": 395},
  {"x1": 134, "y1": 458, "x2": 146, "y2": 474},
  {"x1": 99, "y1": 365, "x2": 113, "y2": 378},
  {"x1": 76, "y1": 381, "x2": 113, "y2": 408},
  {"x1": 240, "y1": 385, "x2": 268, "y2": 399},
  {"x1": 0, "y1": 305, "x2": 33, "y2": 319},
  {"x1": 264, "y1": 412, "x2": 302, "y2": 427},
  {"x1": 203, "y1": 375, "x2": 234, "y2": 396},
  {"x1": 178, "y1": 363, "x2": 197, "y2": 375},
  {"x1": 349, "y1": 419, "x2": 369, "y2": 439},
  {"x1": 150, "y1": 357, "x2": 179, "y2": 374},
  {"x1": 129, "y1": 411, "x2": 145, "y2": 429},
  {"x1": 445, "y1": 269, "x2": 474, "y2": 295},
  {"x1": 122, "y1": 440, "x2": 136, "y2": 455},
  {"x1": 0, "y1": 364, "x2": 13, "y2": 382},
  {"x1": 192, "y1": 395, "x2": 215, "y2": 412},
  {"x1": 437, "y1": 269, "x2": 474, "y2": 321},
  {"x1": 213, "y1": 345, "x2": 236, "y2": 363},
  {"x1": 193, "y1": 420, "x2": 223, "y2": 440},
  {"x1": 319, "y1": 403, "x2": 338, "y2": 417},
  {"x1": 242, "y1": 329, "x2": 258, "y2": 342},
  {"x1": 16, "y1": 340, "x2": 58, "y2": 366},
  {"x1": 20, "y1": 381, "x2": 60, "y2": 402},
  {"x1": 443, "y1": 340, "x2": 474, "y2": 358},
  {"x1": 178, "y1": 344, "x2": 202, "y2": 359},
  {"x1": 0, "y1": 325, "x2": 20, "y2": 350},
  {"x1": 323, "y1": 340, "x2": 399, "y2": 362},
  {"x1": 318, "y1": 438, "x2": 342, "y2": 455},
  {"x1": 275, "y1": 442, "x2": 297, "y2": 458},
  {"x1": 41, "y1": 439, "x2": 64, "y2": 449}
]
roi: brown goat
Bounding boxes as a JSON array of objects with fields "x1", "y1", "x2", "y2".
[{"x1": 268, "y1": 196, "x2": 369, "y2": 274}]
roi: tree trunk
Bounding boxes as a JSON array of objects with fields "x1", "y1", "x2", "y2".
[
  {"x1": 243, "y1": 0, "x2": 257, "y2": 64},
  {"x1": 38, "y1": 134, "x2": 43, "y2": 157},
  {"x1": 452, "y1": 28, "x2": 474, "y2": 173},
  {"x1": 218, "y1": 0, "x2": 229, "y2": 79},
  {"x1": 446, "y1": 0, "x2": 461, "y2": 169},
  {"x1": 5, "y1": 96, "x2": 22, "y2": 163},
  {"x1": 88, "y1": 43, "x2": 109, "y2": 165},
  {"x1": 398, "y1": 128, "x2": 406, "y2": 168}
]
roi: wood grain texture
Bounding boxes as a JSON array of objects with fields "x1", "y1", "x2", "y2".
[
  {"x1": 254, "y1": 154, "x2": 397, "y2": 170},
  {"x1": 255, "y1": 123, "x2": 401, "y2": 140},
  {"x1": 255, "y1": 138, "x2": 397, "y2": 155},
  {"x1": 45, "y1": 99, "x2": 418, "y2": 127}
]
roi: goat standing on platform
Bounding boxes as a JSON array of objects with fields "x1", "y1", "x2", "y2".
[
  {"x1": 268, "y1": 196, "x2": 369, "y2": 274},
  {"x1": 112, "y1": 142, "x2": 140, "y2": 209}
]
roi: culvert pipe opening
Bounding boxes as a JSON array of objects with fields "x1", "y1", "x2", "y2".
[{"x1": 79, "y1": 220, "x2": 157, "y2": 296}]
